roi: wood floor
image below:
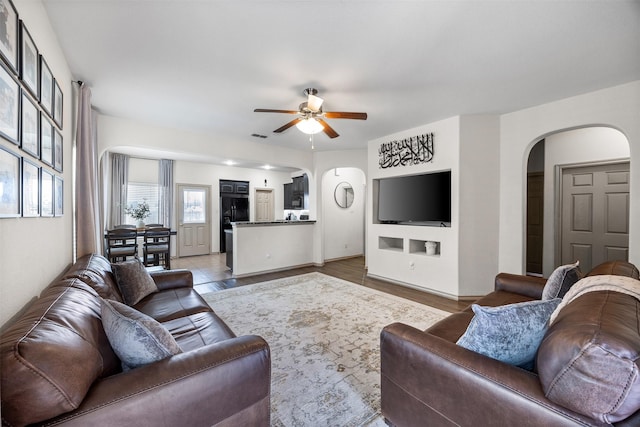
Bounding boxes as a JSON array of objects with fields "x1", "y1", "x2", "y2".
[{"x1": 172, "y1": 254, "x2": 470, "y2": 313}]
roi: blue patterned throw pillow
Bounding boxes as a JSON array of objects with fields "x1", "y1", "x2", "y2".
[
  {"x1": 101, "y1": 299, "x2": 182, "y2": 370},
  {"x1": 456, "y1": 298, "x2": 562, "y2": 369}
]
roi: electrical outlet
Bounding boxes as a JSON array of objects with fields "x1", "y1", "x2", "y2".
[{"x1": 409, "y1": 261, "x2": 415, "y2": 270}]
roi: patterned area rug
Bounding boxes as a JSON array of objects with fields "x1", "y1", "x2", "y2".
[{"x1": 202, "y1": 272, "x2": 449, "y2": 427}]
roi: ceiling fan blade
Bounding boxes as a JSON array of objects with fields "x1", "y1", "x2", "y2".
[
  {"x1": 324, "y1": 111, "x2": 368, "y2": 120},
  {"x1": 254, "y1": 108, "x2": 299, "y2": 114},
  {"x1": 274, "y1": 118, "x2": 302, "y2": 133},
  {"x1": 317, "y1": 119, "x2": 339, "y2": 139}
]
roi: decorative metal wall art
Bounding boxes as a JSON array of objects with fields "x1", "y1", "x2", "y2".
[{"x1": 378, "y1": 132, "x2": 434, "y2": 169}]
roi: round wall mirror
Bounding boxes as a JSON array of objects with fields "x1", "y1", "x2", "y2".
[{"x1": 334, "y1": 182, "x2": 354, "y2": 208}]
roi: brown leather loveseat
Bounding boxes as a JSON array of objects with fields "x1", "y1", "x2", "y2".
[
  {"x1": 381, "y1": 261, "x2": 640, "y2": 427},
  {"x1": 1, "y1": 253, "x2": 271, "y2": 426}
]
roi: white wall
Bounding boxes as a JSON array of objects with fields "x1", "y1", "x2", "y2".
[
  {"x1": 367, "y1": 117, "x2": 462, "y2": 298},
  {"x1": 322, "y1": 167, "x2": 365, "y2": 260},
  {"x1": 500, "y1": 81, "x2": 640, "y2": 274},
  {"x1": 540, "y1": 127, "x2": 630, "y2": 276},
  {"x1": 458, "y1": 115, "x2": 500, "y2": 296},
  {"x1": 0, "y1": 1, "x2": 74, "y2": 326}
]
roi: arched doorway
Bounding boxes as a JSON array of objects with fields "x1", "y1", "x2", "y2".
[
  {"x1": 526, "y1": 127, "x2": 630, "y2": 276},
  {"x1": 321, "y1": 167, "x2": 366, "y2": 261}
]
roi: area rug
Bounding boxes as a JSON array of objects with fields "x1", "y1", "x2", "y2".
[{"x1": 202, "y1": 272, "x2": 449, "y2": 427}]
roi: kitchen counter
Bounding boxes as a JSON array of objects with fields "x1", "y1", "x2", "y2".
[
  {"x1": 227, "y1": 221, "x2": 316, "y2": 277},
  {"x1": 231, "y1": 220, "x2": 316, "y2": 227}
]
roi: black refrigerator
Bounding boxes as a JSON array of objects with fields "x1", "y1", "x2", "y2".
[{"x1": 220, "y1": 192, "x2": 249, "y2": 253}]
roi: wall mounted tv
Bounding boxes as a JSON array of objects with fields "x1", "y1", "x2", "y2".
[{"x1": 376, "y1": 170, "x2": 451, "y2": 226}]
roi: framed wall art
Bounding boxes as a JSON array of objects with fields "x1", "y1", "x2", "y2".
[
  {"x1": 20, "y1": 22, "x2": 38, "y2": 98},
  {"x1": 40, "y1": 113, "x2": 53, "y2": 166},
  {"x1": 0, "y1": 0, "x2": 18, "y2": 74},
  {"x1": 41, "y1": 168, "x2": 53, "y2": 217},
  {"x1": 0, "y1": 144, "x2": 20, "y2": 217},
  {"x1": 0, "y1": 63, "x2": 19, "y2": 144},
  {"x1": 20, "y1": 89, "x2": 39, "y2": 158},
  {"x1": 21, "y1": 157, "x2": 39, "y2": 217},
  {"x1": 39, "y1": 56, "x2": 53, "y2": 116},
  {"x1": 54, "y1": 175, "x2": 62, "y2": 216},
  {"x1": 53, "y1": 128, "x2": 62, "y2": 171},
  {"x1": 53, "y1": 80, "x2": 62, "y2": 128}
]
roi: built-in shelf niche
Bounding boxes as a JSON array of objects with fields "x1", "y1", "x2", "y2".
[
  {"x1": 379, "y1": 236, "x2": 403, "y2": 252},
  {"x1": 409, "y1": 239, "x2": 441, "y2": 256}
]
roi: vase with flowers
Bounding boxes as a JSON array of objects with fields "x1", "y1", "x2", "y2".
[{"x1": 125, "y1": 200, "x2": 151, "y2": 228}]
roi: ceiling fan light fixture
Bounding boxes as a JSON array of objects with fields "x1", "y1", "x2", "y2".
[
  {"x1": 296, "y1": 118, "x2": 323, "y2": 134},
  {"x1": 307, "y1": 94, "x2": 324, "y2": 112}
]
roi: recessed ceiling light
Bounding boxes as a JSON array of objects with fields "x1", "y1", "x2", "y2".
[
  {"x1": 225, "y1": 160, "x2": 235, "y2": 166},
  {"x1": 263, "y1": 165, "x2": 272, "y2": 170}
]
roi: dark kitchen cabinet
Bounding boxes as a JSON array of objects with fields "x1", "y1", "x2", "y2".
[{"x1": 284, "y1": 174, "x2": 308, "y2": 210}]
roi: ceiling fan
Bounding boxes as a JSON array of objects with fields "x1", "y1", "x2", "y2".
[{"x1": 254, "y1": 88, "x2": 367, "y2": 140}]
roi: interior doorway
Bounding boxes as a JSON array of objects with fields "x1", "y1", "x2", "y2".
[
  {"x1": 558, "y1": 161, "x2": 630, "y2": 273},
  {"x1": 255, "y1": 188, "x2": 275, "y2": 222},
  {"x1": 525, "y1": 127, "x2": 630, "y2": 277}
]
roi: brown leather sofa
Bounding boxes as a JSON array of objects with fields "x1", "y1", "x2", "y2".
[
  {"x1": 1, "y1": 254, "x2": 271, "y2": 427},
  {"x1": 381, "y1": 261, "x2": 640, "y2": 427}
]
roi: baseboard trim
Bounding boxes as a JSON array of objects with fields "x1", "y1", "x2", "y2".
[
  {"x1": 232, "y1": 262, "x2": 319, "y2": 278},
  {"x1": 366, "y1": 273, "x2": 481, "y2": 302}
]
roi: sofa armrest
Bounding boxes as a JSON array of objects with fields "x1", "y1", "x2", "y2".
[
  {"x1": 45, "y1": 335, "x2": 270, "y2": 427},
  {"x1": 150, "y1": 269, "x2": 194, "y2": 290},
  {"x1": 494, "y1": 272, "x2": 546, "y2": 299},
  {"x1": 380, "y1": 323, "x2": 605, "y2": 427}
]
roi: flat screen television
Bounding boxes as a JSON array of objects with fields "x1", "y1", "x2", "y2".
[{"x1": 377, "y1": 171, "x2": 451, "y2": 225}]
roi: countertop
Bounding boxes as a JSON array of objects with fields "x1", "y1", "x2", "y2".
[{"x1": 231, "y1": 220, "x2": 316, "y2": 228}]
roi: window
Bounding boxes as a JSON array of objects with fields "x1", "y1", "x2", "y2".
[{"x1": 126, "y1": 182, "x2": 159, "y2": 224}]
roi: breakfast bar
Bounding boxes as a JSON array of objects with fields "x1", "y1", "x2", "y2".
[{"x1": 226, "y1": 220, "x2": 317, "y2": 277}]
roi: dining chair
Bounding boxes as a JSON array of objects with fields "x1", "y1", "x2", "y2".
[
  {"x1": 144, "y1": 224, "x2": 164, "y2": 228},
  {"x1": 105, "y1": 228, "x2": 139, "y2": 263},
  {"x1": 143, "y1": 227, "x2": 171, "y2": 269}
]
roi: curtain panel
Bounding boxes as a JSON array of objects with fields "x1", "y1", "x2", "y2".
[
  {"x1": 75, "y1": 84, "x2": 101, "y2": 258},
  {"x1": 109, "y1": 153, "x2": 129, "y2": 228},
  {"x1": 159, "y1": 159, "x2": 174, "y2": 227}
]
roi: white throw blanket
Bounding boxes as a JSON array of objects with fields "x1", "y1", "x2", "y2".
[{"x1": 549, "y1": 274, "x2": 640, "y2": 324}]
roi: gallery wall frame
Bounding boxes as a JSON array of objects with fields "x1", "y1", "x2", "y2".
[
  {"x1": 20, "y1": 89, "x2": 39, "y2": 158},
  {"x1": 53, "y1": 129, "x2": 62, "y2": 171},
  {"x1": 0, "y1": 63, "x2": 19, "y2": 144},
  {"x1": 0, "y1": 144, "x2": 20, "y2": 217},
  {"x1": 40, "y1": 113, "x2": 53, "y2": 166},
  {"x1": 41, "y1": 168, "x2": 53, "y2": 217},
  {"x1": 0, "y1": 0, "x2": 19, "y2": 74},
  {"x1": 54, "y1": 175, "x2": 62, "y2": 216},
  {"x1": 22, "y1": 157, "x2": 39, "y2": 217},
  {"x1": 0, "y1": 0, "x2": 65, "y2": 219},
  {"x1": 19, "y1": 22, "x2": 38, "y2": 99},
  {"x1": 40, "y1": 55, "x2": 53, "y2": 116},
  {"x1": 53, "y1": 80, "x2": 62, "y2": 128}
]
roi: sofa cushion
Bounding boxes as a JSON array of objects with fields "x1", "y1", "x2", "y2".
[
  {"x1": 541, "y1": 261, "x2": 582, "y2": 300},
  {"x1": 162, "y1": 311, "x2": 236, "y2": 351},
  {"x1": 456, "y1": 298, "x2": 561, "y2": 369},
  {"x1": 111, "y1": 259, "x2": 158, "y2": 305},
  {"x1": 134, "y1": 287, "x2": 214, "y2": 322},
  {"x1": 0, "y1": 278, "x2": 121, "y2": 426},
  {"x1": 538, "y1": 290, "x2": 640, "y2": 423},
  {"x1": 101, "y1": 299, "x2": 182, "y2": 370},
  {"x1": 63, "y1": 253, "x2": 124, "y2": 302}
]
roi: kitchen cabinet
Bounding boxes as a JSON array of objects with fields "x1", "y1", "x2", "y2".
[{"x1": 284, "y1": 174, "x2": 308, "y2": 209}]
